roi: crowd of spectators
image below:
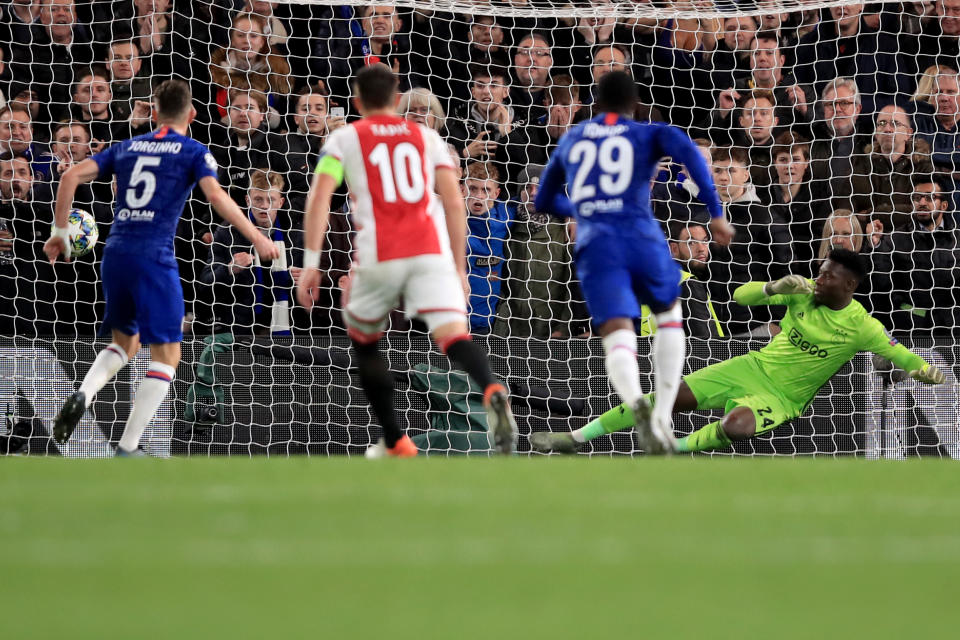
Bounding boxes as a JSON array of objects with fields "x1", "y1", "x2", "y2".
[{"x1": 2, "y1": 1, "x2": 960, "y2": 342}]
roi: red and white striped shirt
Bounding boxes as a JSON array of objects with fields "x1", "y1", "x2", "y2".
[{"x1": 321, "y1": 115, "x2": 454, "y2": 264}]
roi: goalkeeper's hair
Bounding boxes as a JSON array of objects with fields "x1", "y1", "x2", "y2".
[
  {"x1": 596, "y1": 70, "x2": 637, "y2": 114},
  {"x1": 354, "y1": 63, "x2": 398, "y2": 110},
  {"x1": 154, "y1": 79, "x2": 193, "y2": 121},
  {"x1": 828, "y1": 248, "x2": 868, "y2": 283}
]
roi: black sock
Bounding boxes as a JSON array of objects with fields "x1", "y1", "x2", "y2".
[
  {"x1": 352, "y1": 340, "x2": 402, "y2": 448},
  {"x1": 446, "y1": 338, "x2": 498, "y2": 390}
]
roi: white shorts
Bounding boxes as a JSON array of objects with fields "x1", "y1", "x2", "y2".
[{"x1": 343, "y1": 254, "x2": 467, "y2": 341}]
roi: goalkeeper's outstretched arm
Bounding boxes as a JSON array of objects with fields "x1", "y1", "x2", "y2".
[
  {"x1": 866, "y1": 325, "x2": 947, "y2": 385},
  {"x1": 733, "y1": 276, "x2": 814, "y2": 306}
]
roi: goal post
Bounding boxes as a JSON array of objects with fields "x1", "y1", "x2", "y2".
[{"x1": 1, "y1": 0, "x2": 957, "y2": 458}]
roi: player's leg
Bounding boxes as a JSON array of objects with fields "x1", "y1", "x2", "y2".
[
  {"x1": 531, "y1": 355, "x2": 755, "y2": 454},
  {"x1": 531, "y1": 381, "x2": 699, "y2": 454},
  {"x1": 53, "y1": 254, "x2": 142, "y2": 445},
  {"x1": 647, "y1": 302, "x2": 685, "y2": 452},
  {"x1": 114, "y1": 258, "x2": 183, "y2": 455},
  {"x1": 433, "y1": 320, "x2": 517, "y2": 454},
  {"x1": 632, "y1": 241, "x2": 685, "y2": 453},
  {"x1": 576, "y1": 244, "x2": 666, "y2": 449},
  {"x1": 343, "y1": 265, "x2": 416, "y2": 458},
  {"x1": 407, "y1": 255, "x2": 516, "y2": 454},
  {"x1": 117, "y1": 341, "x2": 179, "y2": 455},
  {"x1": 676, "y1": 392, "x2": 797, "y2": 453},
  {"x1": 597, "y1": 317, "x2": 644, "y2": 406}
]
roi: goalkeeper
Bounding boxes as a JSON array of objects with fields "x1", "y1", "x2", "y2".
[{"x1": 531, "y1": 249, "x2": 947, "y2": 455}]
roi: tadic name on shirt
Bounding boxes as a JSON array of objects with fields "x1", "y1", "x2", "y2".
[
  {"x1": 370, "y1": 123, "x2": 411, "y2": 136},
  {"x1": 582, "y1": 123, "x2": 628, "y2": 138},
  {"x1": 128, "y1": 140, "x2": 183, "y2": 154}
]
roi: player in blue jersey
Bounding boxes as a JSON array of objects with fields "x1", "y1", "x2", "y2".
[
  {"x1": 535, "y1": 71, "x2": 734, "y2": 454},
  {"x1": 43, "y1": 79, "x2": 279, "y2": 455}
]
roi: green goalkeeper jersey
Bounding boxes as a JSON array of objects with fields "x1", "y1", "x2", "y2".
[{"x1": 734, "y1": 282, "x2": 928, "y2": 405}]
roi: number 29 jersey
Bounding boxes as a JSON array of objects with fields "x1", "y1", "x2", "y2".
[
  {"x1": 91, "y1": 126, "x2": 218, "y2": 263},
  {"x1": 320, "y1": 114, "x2": 455, "y2": 265},
  {"x1": 544, "y1": 113, "x2": 703, "y2": 247}
]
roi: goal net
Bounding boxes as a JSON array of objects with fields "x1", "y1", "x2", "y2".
[{"x1": 2, "y1": 0, "x2": 958, "y2": 458}]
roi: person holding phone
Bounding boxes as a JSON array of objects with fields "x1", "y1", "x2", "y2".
[
  {"x1": 446, "y1": 64, "x2": 516, "y2": 163},
  {"x1": 199, "y1": 169, "x2": 301, "y2": 337},
  {"x1": 285, "y1": 86, "x2": 347, "y2": 212}
]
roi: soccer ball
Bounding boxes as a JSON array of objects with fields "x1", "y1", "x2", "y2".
[{"x1": 54, "y1": 209, "x2": 99, "y2": 257}]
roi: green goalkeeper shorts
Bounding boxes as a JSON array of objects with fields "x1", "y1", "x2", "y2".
[{"x1": 683, "y1": 353, "x2": 806, "y2": 435}]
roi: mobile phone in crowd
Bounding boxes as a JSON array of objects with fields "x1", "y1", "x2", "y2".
[
  {"x1": 253, "y1": 240, "x2": 288, "y2": 271},
  {"x1": 330, "y1": 107, "x2": 345, "y2": 119}
]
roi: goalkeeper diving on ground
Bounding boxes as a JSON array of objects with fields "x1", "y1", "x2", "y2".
[{"x1": 530, "y1": 249, "x2": 947, "y2": 455}]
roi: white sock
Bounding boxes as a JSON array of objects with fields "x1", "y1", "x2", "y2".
[
  {"x1": 652, "y1": 306, "x2": 685, "y2": 430},
  {"x1": 78, "y1": 344, "x2": 129, "y2": 408},
  {"x1": 603, "y1": 329, "x2": 642, "y2": 406},
  {"x1": 118, "y1": 362, "x2": 175, "y2": 453}
]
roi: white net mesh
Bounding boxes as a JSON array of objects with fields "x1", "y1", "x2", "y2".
[{"x1": 2, "y1": 0, "x2": 959, "y2": 458}]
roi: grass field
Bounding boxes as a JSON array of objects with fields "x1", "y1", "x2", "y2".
[{"x1": 1, "y1": 458, "x2": 956, "y2": 639}]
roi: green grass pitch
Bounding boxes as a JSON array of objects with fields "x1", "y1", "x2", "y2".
[{"x1": 2, "y1": 457, "x2": 956, "y2": 639}]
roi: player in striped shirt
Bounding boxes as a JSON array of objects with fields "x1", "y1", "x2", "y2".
[{"x1": 296, "y1": 64, "x2": 517, "y2": 457}]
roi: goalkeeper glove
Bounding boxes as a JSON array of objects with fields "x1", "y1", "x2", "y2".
[
  {"x1": 910, "y1": 365, "x2": 946, "y2": 385},
  {"x1": 763, "y1": 275, "x2": 813, "y2": 296}
]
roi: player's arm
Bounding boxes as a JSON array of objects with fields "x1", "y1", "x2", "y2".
[
  {"x1": 655, "y1": 125, "x2": 734, "y2": 246},
  {"x1": 864, "y1": 321, "x2": 946, "y2": 384},
  {"x1": 44, "y1": 159, "x2": 101, "y2": 263},
  {"x1": 198, "y1": 176, "x2": 279, "y2": 261},
  {"x1": 533, "y1": 154, "x2": 575, "y2": 218},
  {"x1": 733, "y1": 277, "x2": 814, "y2": 306},
  {"x1": 296, "y1": 154, "x2": 342, "y2": 309},
  {"x1": 435, "y1": 165, "x2": 467, "y2": 275}
]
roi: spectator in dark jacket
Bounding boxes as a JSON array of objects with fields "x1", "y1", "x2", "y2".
[
  {"x1": 71, "y1": 66, "x2": 152, "y2": 146},
  {"x1": 913, "y1": 66, "x2": 960, "y2": 174},
  {"x1": 707, "y1": 146, "x2": 790, "y2": 336},
  {"x1": 713, "y1": 89, "x2": 779, "y2": 187},
  {"x1": 284, "y1": 85, "x2": 346, "y2": 213},
  {"x1": 497, "y1": 74, "x2": 582, "y2": 196},
  {"x1": 902, "y1": 0, "x2": 960, "y2": 76},
  {"x1": 0, "y1": 154, "x2": 98, "y2": 336},
  {"x1": 664, "y1": 222, "x2": 725, "y2": 340},
  {"x1": 107, "y1": 38, "x2": 153, "y2": 123},
  {"x1": 492, "y1": 164, "x2": 576, "y2": 339},
  {"x1": 809, "y1": 76, "x2": 864, "y2": 193},
  {"x1": 208, "y1": 88, "x2": 287, "y2": 206},
  {"x1": 5, "y1": 0, "x2": 94, "y2": 126},
  {"x1": 889, "y1": 177, "x2": 960, "y2": 334},
  {"x1": 712, "y1": 31, "x2": 814, "y2": 136},
  {"x1": 200, "y1": 169, "x2": 302, "y2": 336},
  {"x1": 320, "y1": 4, "x2": 410, "y2": 104},
  {"x1": 443, "y1": 14, "x2": 510, "y2": 107},
  {"x1": 795, "y1": 4, "x2": 910, "y2": 117},
  {"x1": 446, "y1": 64, "x2": 517, "y2": 165},
  {"x1": 765, "y1": 132, "x2": 833, "y2": 278},
  {"x1": 510, "y1": 32, "x2": 554, "y2": 126},
  {"x1": 708, "y1": 15, "x2": 756, "y2": 91},
  {"x1": 0, "y1": 102, "x2": 51, "y2": 179},
  {"x1": 837, "y1": 103, "x2": 935, "y2": 220}
]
